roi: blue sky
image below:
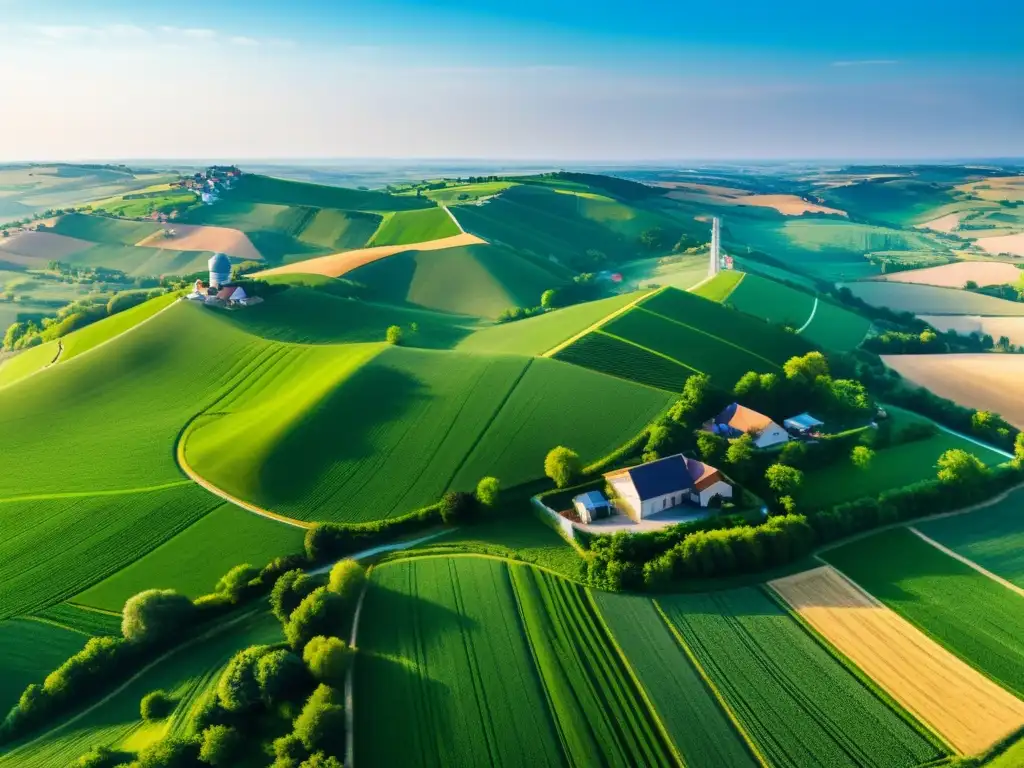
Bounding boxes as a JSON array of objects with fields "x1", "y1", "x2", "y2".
[{"x1": 1, "y1": 0, "x2": 1021, "y2": 161}]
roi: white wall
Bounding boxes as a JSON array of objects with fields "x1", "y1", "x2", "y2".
[
  {"x1": 698, "y1": 481, "x2": 733, "y2": 507},
  {"x1": 608, "y1": 476, "x2": 642, "y2": 522},
  {"x1": 754, "y1": 423, "x2": 789, "y2": 448},
  {"x1": 640, "y1": 490, "x2": 688, "y2": 518}
]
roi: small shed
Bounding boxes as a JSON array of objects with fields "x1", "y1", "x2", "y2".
[
  {"x1": 572, "y1": 491, "x2": 612, "y2": 524},
  {"x1": 784, "y1": 412, "x2": 824, "y2": 435}
]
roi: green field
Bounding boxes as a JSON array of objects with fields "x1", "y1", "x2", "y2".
[
  {"x1": 619, "y1": 254, "x2": 710, "y2": 291},
  {"x1": 0, "y1": 484, "x2": 222, "y2": 619},
  {"x1": 346, "y1": 242, "x2": 561, "y2": 319},
  {"x1": 593, "y1": 592, "x2": 757, "y2": 767},
  {"x1": 0, "y1": 610, "x2": 282, "y2": 768},
  {"x1": 844, "y1": 281, "x2": 1024, "y2": 316},
  {"x1": 422, "y1": 181, "x2": 514, "y2": 205},
  {"x1": 76, "y1": 504, "x2": 306, "y2": 611},
  {"x1": 0, "y1": 340, "x2": 59, "y2": 388},
  {"x1": 554, "y1": 330, "x2": 694, "y2": 391},
  {"x1": 49, "y1": 214, "x2": 162, "y2": 245},
  {"x1": 368, "y1": 207, "x2": 461, "y2": 246},
  {"x1": 296, "y1": 207, "x2": 381, "y2": 251},
  {"x1": 816, "y1": 178, "x2": 957, "y2": 227},
  {"x1": 33, "y1": 603, "x2": 122, "y2": 636},
  {"x1": 692, "y1": 270, "x2": 744, "y2": 302},
  {"x1": 455, "y1": 291, "x2": 646, "y2": 356},
  {"x1": 225, "y1": 173, "x2": 433, "y2": 212},
  {"x1": 823, "y1": 527, "x2": 1024, "y2": 697},
  {"x1": 63, "y1": 243, "x2": 213, "y2": 277},
  {"x1": 658, "y1": 587, "x2": 941, "y2": 767},
  {"x1": 90, "y1": 189, "x2": 198, "y2": 219},
  {"x1": 0, "y1": 619, "x2": 88, "y2": 716},
  {"x1": 801, "y1": 298, "x2": 873, "y2": 351},
  {"x1": 917, "y1": 488, "x2": 1024, "y2": 587},
  {"x1": 355, "y1": 558, "x2": 566, "y2": 768},
  {"x1": 61, "y1": 291, "x2": 179, "y2": 361}
]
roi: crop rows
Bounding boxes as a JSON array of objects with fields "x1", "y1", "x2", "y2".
[
  {"x1": 692, "y1": 271, "x2": 745, "y2": 302},
  {"x1": 368, "y1": 207, "x2": 461, "y2": 246},
  {"x1": 0, "y1": 618, "x2": 88, "y2": 717},
  {"x1": 510, "y1": 566, "x2": 675, "y2": 767},
  {"x1": 657, "y1": 587, "x2": 940, "y2": 768},
  {"x1": 34, "y1": 602, "x2": 122, "y2": 636},
  {"x1": 355, "y1": 558, "x2": 564, "y2": 768},
  {"x1": 592, "y1": 591, "x2": 756, "y2": 767},
  {"x1": 554, "y1": 330, "x2": 693, "y2": 392},
  {"x1": 823, "y1": 528, "x2": 1024, "y2": 698}
]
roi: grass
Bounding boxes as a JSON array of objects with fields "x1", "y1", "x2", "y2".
[
  {"x1": 0, "y1": 340, "x2": 59, "y2": 388},
  {"x1": 368, "y1": 207, "x2": 461, "y2": 246},
  {"x1": 422, "y1": 181, "x2": 515, "y2": 205},
  {"x1": 0, "y1": 610, "x2": 282, "y2": 768},
  {"x1": 692, "y1": 270, "x2": 744, "y2": 302},
  {"x1": 184, "y1": 201, "x2": 329, "y2": 264},
  {"x1": 90, "y1": 190, "x2": 198, "y2": 219},
  {"x1": 554, "y1": 330, "x2": 694, "y2": 392},
  {"x1": 727, "y1": 271, "x2": 816, "y2": 327},
  {"x1": 61, "y1": 291, "x2": 179, "y2": 361},
  {"x1": 844, "y1": 281, "x2": 1024, "y2": 316},
  {"x1": 345, "y1": 242, "x2": 562, "y2": 319},
  {"x1": 225, "y1": 173, "x2": 433, "y2": 212},
  {"x1": 33, "y1": 603, "x2": 122, "y2": 635},
  {"x1": 822, "y1": 528, "x2": 1024, "y2": 698},
  {"x1": 455, "y1": 291, "x2": 646, "y2": 356},
  {"x1": 355, "y1": 558, "x2": 566, "y2": 768},
  {"x1": 296, "y1": 207, "x2": 381, "y2": 251},
  {"x1": 63, "y1": 243, "x2": 212, "y2": 277},
  {"x1": 618, "y1": 253, "x2": 710, "y2": 291},
  {"x1": 0, "y1": 484, "x2": 222, "y2": 620},
  {"x1": 75, "y1": 504, "x2": 306, "y2": 612},
  {"x1": 593, "y1": 592, "x2": 757, "y2": 767},
  {"x1": 917, "y1": 487, "x2": 1024, "y2": 587},
  {"x1": 801, "y1": 298, "x2": 872, "y2": 351},
  {"x1": 49, "y1": 214, "x2": 162, "y2": 245},
  {"x1": 509, "y1": 565, "x2": 676, "y2": 767},
  {"x1": 0, "y1": 619, "x2": 88, "y2": 717},
  {"x1": 657, "y1": 587, "x2": 942, "y2": 768}
]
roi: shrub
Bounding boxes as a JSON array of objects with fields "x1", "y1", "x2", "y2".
[
  {"x1": 300, "y1": 754, "x2": 344, "y2": 768},
  {"x1": 765, "y1": 463, "x2": 803, "y2": 497},
  {"x1": 106, "y1": 291, "x2": 149, "y2": 315},
  {"x1": 696, "y1": 432, "x2": 727, "y2": 464},
  {"x1": 199, "y1": 724, "x2": 243, "y2": 767},
  {"x1": 140, "y1": 689, "x2": 174, "y2": 721},
  {"x1": 272, "y1": 733, "x2": 309, "y2": 768},
  {"x1": 327, "y1": 560, "x2": 365, "y2": 604},
  {"x1": 937, "y1": 449, "x2": 990, "y2": 486},
  {"x1": 256, "y1": 649, "x2": 310, "y2": 704},
  {"x1": 303, "y1": 504, "x2": 443, "y2": 563},
  {"x1": 385, "y1": 324, "x2": 403, "y2": 345},
  {"x1": 217, "y1": 645, "x2": 271, "y2": 712},
  {"x1": 439, "y1": 490, "x2": 478, "y2": 524},
  {"x1": 285, "y1": 588, "x2": 346, "y2": 651},
  {"x1": 135, "y1": 736, "x2": 201, "y2": 768},
  {"x1": 214, "y1": 563, "x2": 260, "y2": 603},
  {"x1": 293, "y1": 685, "x2": 345, "y2": 757},
  {"x1": 475, "y1": 476, "x2": 500, "y2": 508},
  {"x1": 73, "y1": 746, "x2": 123, "y2": 768},
  {"x1": 271, "y1": 570, "x2": 320, "y2": 624},
  {"x1": 303, "y1": 636, "x2": 354, "y2": 687},
  {"x1": 544, "y1": 446, "x2": 582, "y2": 488},
  {"x1": 122, "y1": 590, "x2": 196, "y2": 645},
  {"x1": 851, "y1": 445, "x2": 874, "y2": 470}
]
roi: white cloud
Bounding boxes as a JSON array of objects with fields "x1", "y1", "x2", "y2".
[
  {"x1": 831, "y1": 59, "x2": 899, "y2": 68},
  {"x1": 180, "y1": 28, "x2": 217, "y2": 39},
  {"x1": 230, "y1": 36, "x2": 259, "y2": 46}
]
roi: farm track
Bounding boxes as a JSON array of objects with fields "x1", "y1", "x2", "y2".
[
  {"x1": 0, "y1": 479, "x2": 193, "y2": 505},
  {"x1": 908, "y1": 527, "x2": 1024, "y2": 599},
  {"x1": 541, "y1": 288, "x2": 658, "y2": 358},
  {"x1": 795, "y1": 298, "x2": 819, "y2": 333}
]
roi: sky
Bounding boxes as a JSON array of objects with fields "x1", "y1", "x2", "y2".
[{"x1": 1, "y1": 0, "x2": 1022, "y2": 162}]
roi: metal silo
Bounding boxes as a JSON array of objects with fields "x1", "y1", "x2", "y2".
[{"x1": 208, "y1": 253, "x2": 231, "y2": 288}]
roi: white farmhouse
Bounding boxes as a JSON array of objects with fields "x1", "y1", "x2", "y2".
[
  {"x1": 603, "y1": 454, "x2": 732, "y2": 523},
  {"x1": 708, "y1": 403, "x2": 789, "y2": 448}
]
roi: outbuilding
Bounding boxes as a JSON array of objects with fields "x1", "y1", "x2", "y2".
[
  {"x1": 708, "y1": 403, "x2": 789, "y2": 448},
  {"x1": 572, "y1": 491, "x2": 613, "y2": 524},
  {"x1": 603, "y1": 454, "x2": 733, "y2": 523},
  {"x1": 784, "y1": 412, "x2": 825, "y2": 436}
]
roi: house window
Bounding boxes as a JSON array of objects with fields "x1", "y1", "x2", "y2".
[{"x1": 662, "y1": 498, "x2": 667, "y2": 509}]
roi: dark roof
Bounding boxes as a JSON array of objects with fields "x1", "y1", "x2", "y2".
[{"x1": 621, "y1": 454, "x2": 695, "y2": 500}]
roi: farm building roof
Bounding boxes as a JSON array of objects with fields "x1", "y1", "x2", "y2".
[
  {"x1": 685, "y1": 459, "x2": 725, "y2": 491},
  {"x1": 714, "y1": 403, "x2": 776, "y2": 434},
  {"x1": 784, "y1": 412, "x2": 824, "y2": 431},
  {"x1": 573, "y1": 491, "x2": 610, "y2": 511},
  {"x1": 605, "y1": 454, "x2": 695, "y2": 501}
]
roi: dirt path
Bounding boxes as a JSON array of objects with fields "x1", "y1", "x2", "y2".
[
  {"x1": 541, "y1": 288, "x2": 659, "y2": 358},
  {"x1": 908, "y1": 527, "x2": 1024, "y2": 599},
  {"x1": 442, "y1": 205, "x2": 466, "y2": 233},
  {"x1": 795, "y1": 297, "x2": 818, "y2": 333}
]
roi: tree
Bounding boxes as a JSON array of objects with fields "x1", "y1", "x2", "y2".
[
  {"x1": 540, "y1": 289, "x2": 558, "y2": 310},
  {"x1": 475, "y1": 476, "x2": 500, "y2": 508},
  {"x1": 439, "y1": 490, "x2": 478, "y2": 524},
  {"x1": 725, "y1": 433, "x2": 755, "y2": 467},
  {"x1": 936, "y1": 449, "x2": 989, "y2": 485},
  {"x1": 696, "y1": 432, "x2": 727, "y2": 464},
  {"x1": 293, "y1": 685, "x2": 346, "y2": 757},
  {"x1": 135, "y1": 736, "x2": 201, "y2": 768},
  {"x1": 639, "y1": 227, "x2": 664, "y2": 250},
  {"x1": 217, "y1": 645, "x2": 271, "y2": 712},
  {"x1": 214, "y1": 563, "x2": 259, "y2": 603},
  {"x1": 73, "y1": 746, "x2": 120, "y2": 768},
  {"x1": 303, "y1": 636, "x2": 354, "y2": 687},
  {"x1": 783, "y1": 351, "x2": 829, "y2": 383},
  {"x1": 964, "y1": 280, "x2": 979, "y2": 290},
  {"x1": 285, "y1": 588, "x2": 346, "y2": 651},
  {"x1": 140, "y1": 689, "x2": 174, "y2": 720},
  {"x1": 327, "y1": 559, "x2": 366, "y2": 604},
  {"x1": 256, "y1": 648, "x2": 309, "y2": 703},
  {"x1": 385, "y1": 325, "x2": 403, "y2": 345},
  {"x1": 765, "y1": 463, "x2": 803, "y2": 496},
  {"x1": 121, "y1": 589, "x2": 195, "y2": 644},
  {"x1": 272, "y1": 733, "x2": 309, "y2": 768},
  {"x1": 300, "y1": 754, "x2": 345, "y2": 768},
  {"x1": 778, "y1": 441, "x2": 807, "y2": 468},
  {"x1": 200, "y1": 725, "x2": 243, "y2": 767},
  {"x1": 271, "y1": 570, "x2": 320, "y2": 624},
  {"x1": 1015, "y1": 432, "x2": 1024, "y2": 468},
  {"x1": 851, "y1": 445, "x2": 875, "y2": 470},
  {"x1": 544, "y1": 446, "x2": 582, "y2": 488}
]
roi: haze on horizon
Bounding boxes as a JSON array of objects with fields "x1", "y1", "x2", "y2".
[{"x1": 2, "y1": 0, "x2": 1022, "y2": 163}]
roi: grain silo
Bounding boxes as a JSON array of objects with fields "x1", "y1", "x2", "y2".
[{"x1": 208, "y1": 253, "x2": 231, "y2": 288}]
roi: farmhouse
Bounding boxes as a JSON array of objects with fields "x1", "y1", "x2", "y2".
[
  {"x1": 604, "y1": 454, "x2": 732, "y2": 523},
  {"x1": 572, "y1": 491, "x2": 613, "y2": 523},
  {"x1": 784, "y1": 412, "x2": 825, "y2": 436},
  {"x1": 708, "y1": 403, "x2": 789, "y2": 448}
]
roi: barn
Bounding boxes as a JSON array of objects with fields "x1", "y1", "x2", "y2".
[
  {"x1": 708, "y1": 403, "x2": 789, "y2": 448},
  {"x1": 603, "y1": 454, "x2": 732, "y2": 523}
]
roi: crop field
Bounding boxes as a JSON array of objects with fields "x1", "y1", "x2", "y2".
[
  {"x1": 184, "y1": 201, "x2": 330, "y2": 263},
  {"x1": 34, "y1": 603, "x2": 122, "y2": 636},
  {"x1": 727, "y1": 271, "x2": 815, "y2": 326},
  {"x1": 878, "y1": 261, "x2": 1022, "y2": 288},
  {"x1": 90, "y1": 189, "x2": 198, "y2": 219},
  {"x1": 920, "y1": 315, "x2": 1024, "y2": 347},
  {"x1": 451, "y1": 357, "x2": 673, "y2": 490},
  {"x1": 423, "y1": 181, "x2": 515, "y2": 205},
  {"x1": 882, "y1": 354, "x2": 1024, "y2": 429},
  {"x1": 0, "y1": 340, "x2": 59, "y2": 388},
  {"x1": 823, "y1": 528, "x2": 1024, "y2": 698},
  {"x1": 917, "y1": 488, "x2": 1024, "y2": 587},
  {"x1": 76, "y1": 504, "x2": 306, "y2": 611},
  {"x1": 455, "y1": 291, "x2": 645, "y2": 356},
  {"x1": 355, "y1": 558, "x2": 566, "y2": 768},
  {"x1": 62, "y1": 242, "x2": 213, "y2": 277},
  {"x1": 296, "y1": 207, "x2": 381, "y2": 251},
  {"x1": 49, "y1": 214, "x2": 162, "y2": 245},
  {"x1": 845, "y1": 281, "x2": 1024, "y2": 316},
  {"x1": 553, "y1": 330, "x2": 694, "y2": 391},
  {"x1": 618, "y1": 253, "x2": 709, "y2": 291},
  {"x1": 657, "y1": 587, "x2": 941, "y2": 768},
  {"x1": 801, "y1": 299, "x2": 873, "y2": 351},
  {"x1": 0, "y1": 230, "x2": 94, "y2": 263},
  {"x1": 593, "y1": 592, "x2": 757, "y2": 767},
  {"x1": 226, "y1": 173, "x2": 433, "y2": 212},
  {"x1": 368, "y1": 207, "x2": 461, "y2": 246},
  {"x1": 692, "y1": 270, "x2": 744, "y2": 302},
  {"x1": 346, "y1": 242, "x2": 561, "y2": 319},
  {"x1": 0, "y1": 610, "x2": 283, "y2": 768},
  {"x1": 511, "y1": 566, "x2": 675, "y2": 767},
  {"x1": 0, "y1": 618, "x2": 89, "y2": 716},
  {"x1": 60, "y1": 291, "x2": 179, "y2": 361},
  {"x1": 798, "y1": 421, "x2": 1007, "y2": 509},
  {"x1": 770, "y1": 565, "x2": 1024, "y2": 754},
  {"x1": 0, "y1": 484, "x2": 222, "y2": 619}
]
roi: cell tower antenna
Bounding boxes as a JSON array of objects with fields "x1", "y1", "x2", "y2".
[{"x1": 709, "y1": 217, "x2": 721, "y2": 276}]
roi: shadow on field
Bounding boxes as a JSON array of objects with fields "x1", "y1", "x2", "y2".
[{"x1": 364, "y1": 579, "x2": 479, "y2": 646}]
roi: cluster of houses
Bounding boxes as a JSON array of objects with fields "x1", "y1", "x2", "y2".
[
  {"x1": 174, "y1": 165, "x2": 241, "y2": 205},
  {"x1": 186, "y1": 253, "x2": 261, "y2": 308},
  {"x1": 572, "y1": 402, "x2": 824, "y2": 526}
]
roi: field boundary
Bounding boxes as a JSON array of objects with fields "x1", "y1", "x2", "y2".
[
  {"x1": 597, "y1": 329, "x2": 703, "y2": 374},
  {"x1": 794, "y1": 297, "x2": 819, "y2": 333},
  {"x1": 344, "y1": 567, "x2": 373, "y2": 768},
  {"x1": 19, "y1": 614, "x2": 95, "y2": 637},
  {"x1": 0, "y1": 479, "x2": 193, "y2": 505},
  {"x1": 908, "y1": 526, "x2": 1024, "y2": 599},
  {"x1": 442, "y1": 204, "x2": 466, "y2": 233},
  {"x1": 635, "y1": 305, "x2": 782, "y2": 370},
  {"x1": 541, "y1": 288, "x2": 659, "y2": 358}
]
